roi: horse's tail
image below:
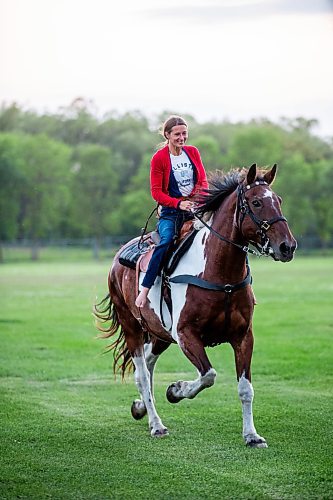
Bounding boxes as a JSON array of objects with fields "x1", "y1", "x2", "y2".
[{"x1": 93, "y1": 294, "x2": 133, "y2": 378}]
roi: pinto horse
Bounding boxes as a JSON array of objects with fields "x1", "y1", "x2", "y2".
[{"x1": 94, "y1": 164, "x2": 296, "y2": 446}]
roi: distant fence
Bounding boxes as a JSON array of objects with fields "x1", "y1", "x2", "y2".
[
  {"x1": 0, "y1": 236, "x2": 138, "y2": 262},
  {"x1": 294, "y1": 235, "x2": 333, "y2": 251},
  {"x1": 2, "y1": 236, "x2": 135, "y2": 250},
  {"x1": 1, "y1": 234, "x2": 333, "y2": 260},
  {"x1": 2, "y1": 234, "x2": 333, "y2": 249}
]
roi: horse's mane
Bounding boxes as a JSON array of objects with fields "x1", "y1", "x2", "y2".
[{"x1": 195, "y1": 169, "x2": 243, "y2": 216}]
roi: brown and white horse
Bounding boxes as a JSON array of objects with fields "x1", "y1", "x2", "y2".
[{"x1": 94, "y1": 164, "x2": 296, "y2": 446}]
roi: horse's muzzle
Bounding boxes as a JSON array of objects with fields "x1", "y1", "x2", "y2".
[{"x1": 272, "y1": 240, "x2": 297, "y2": 262}]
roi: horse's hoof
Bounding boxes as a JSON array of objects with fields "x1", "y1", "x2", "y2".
[
  {"x1": 246, "y1": 437, "x2": 268, "y2": 448},
  {"x1": 151, "y1": 427, "x2": 169, "y2": 438},
  {"x1": 166, "y1": 383, "x2": 184, "y2": 404},
  {"x1": 131, "y1": 400, "x2": 147, "y2": 420}
]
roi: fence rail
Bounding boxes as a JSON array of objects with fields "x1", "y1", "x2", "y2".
[{"x1": 1, "y1": 235, "x2": 333, "y2": 263}]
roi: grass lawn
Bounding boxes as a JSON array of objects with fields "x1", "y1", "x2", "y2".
[{"x1": 0, "y1": 255, "x2": 332, "y2": 499}]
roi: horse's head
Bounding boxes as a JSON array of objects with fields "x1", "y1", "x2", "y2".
[{"x1": 237, "y1": 164, "x2": 297, "y2": 262}]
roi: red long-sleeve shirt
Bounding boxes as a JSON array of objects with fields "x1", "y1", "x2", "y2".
[{"x1": 150, "y1": 145, "x2": 208, "y2": 209}]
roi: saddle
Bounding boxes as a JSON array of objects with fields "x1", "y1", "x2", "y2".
[{"x1": 118, "y1": 219, "x2": 196, "y2": 273}]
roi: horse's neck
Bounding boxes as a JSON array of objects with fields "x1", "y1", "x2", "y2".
[{"x1": 202, "y1": 194, "x2": 247, "y2": 283}]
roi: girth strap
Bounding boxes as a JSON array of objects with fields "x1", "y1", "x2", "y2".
[
  {"x1": 169, "y1": 264, "x2": 252, "y2": 293},
  {"x1": 167, "y1": 265, "x2": 252, "y2": 341}
]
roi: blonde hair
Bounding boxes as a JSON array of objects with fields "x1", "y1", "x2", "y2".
[{"x1": 157, "y1": 115, "x2": 188, "y2": 149}]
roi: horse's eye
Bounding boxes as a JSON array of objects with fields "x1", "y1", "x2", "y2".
[{"x1": 252, "y1": 199, "x2": 261, "y2": 208}]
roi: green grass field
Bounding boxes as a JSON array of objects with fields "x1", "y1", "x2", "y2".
[{"x1": 0, "y1": 255, "x2": 332, "y2": 499}]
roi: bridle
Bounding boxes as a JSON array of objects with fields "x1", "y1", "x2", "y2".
[
  {"x1": 194, "y1": 179, "x2": 287, "y2": 257},
  {"x1": 236, "y1": 180, "x2": 287, "y2": 255}
]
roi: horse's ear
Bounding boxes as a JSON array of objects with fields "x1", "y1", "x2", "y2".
[
  {"x1": 246, "y1": 164, "x2": 257, "y2": 185},
  {"x1": 263, "y1": 164, "x2": 277, "y2": 185}
]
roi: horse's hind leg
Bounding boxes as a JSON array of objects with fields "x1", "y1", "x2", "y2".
[
  {"x1": 232, "y1": 330, "x2": 267, "y2": 448},
  {"x1": 131, "y1": 337, "x2": 171, "y2": 421},
  {"x1": 113, "y1": 312, "x2": 167, "y2": 437},
  {"x1": 107, "y1": 269, "x2": 168, "y2": 437},
  {"x1": 130, "y1": 343, "x2": 169, "y2": 437}
]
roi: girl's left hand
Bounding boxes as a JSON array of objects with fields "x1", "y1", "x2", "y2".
[{"x1": 179, "y1": 200, "x2": 194, "y2": 211}]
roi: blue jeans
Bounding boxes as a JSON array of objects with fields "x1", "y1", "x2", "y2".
[{"x1": 142, "y1": 210, "x2": 183, "y2": 289}]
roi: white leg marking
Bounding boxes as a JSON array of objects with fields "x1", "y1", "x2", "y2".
[
  {"x1": 170, "y1": 368, "x2": 217, "y2": 400},
  {"x1": 132, "y1": 343, "x2": 159, "y2": 417},
  {"x1": 132, "y1": 343, "x2": 160, "y2": 420},
  {"x1": 238, "y1": 374, "x2": 256, "y2": 436},
  {"x1": 144, "y1": 342, "x2": 159, "y2": 370},
  {"x1": 144, "y1": 342, "x2": 159, "y2": 398},
  {"x1": 238, "y1": 372, "x2": 267, "y2": 447},
  {"x1": 132, "y1": 355, "x2": 168, "y2": 437}
]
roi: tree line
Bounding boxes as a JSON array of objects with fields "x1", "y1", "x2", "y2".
[{"x1": 1, "y1": 98, "x2": 333, "y2": 259}]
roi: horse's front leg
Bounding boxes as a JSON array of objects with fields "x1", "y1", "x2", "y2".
[
  {"x1": 232, "y1": 330, "x2": 267, "y2": 448},
  {"x1": 166, "y1": 330, "x2": 216, "y2": 403}
]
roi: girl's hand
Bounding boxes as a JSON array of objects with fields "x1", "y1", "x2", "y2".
[{"x1": 179, "y1": 200, "x2": 194, "y2": 211}]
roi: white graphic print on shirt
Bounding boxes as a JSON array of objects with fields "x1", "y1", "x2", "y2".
[{"x1": 170, "y1": 150, "x2": 194, "y2": 197}]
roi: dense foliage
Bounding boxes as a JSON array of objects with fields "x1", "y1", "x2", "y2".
[{"x1": 1, "y1": 99, "x2": 332, "y2": 258}]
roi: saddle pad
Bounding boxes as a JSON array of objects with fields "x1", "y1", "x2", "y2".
[{"x1": 119, "y1": 238, "x2": 152, "y2": 270}]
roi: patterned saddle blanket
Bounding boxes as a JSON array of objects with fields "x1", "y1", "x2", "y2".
[{"x1": 118, "y1": 220, "x2": 197, "y2": 273}]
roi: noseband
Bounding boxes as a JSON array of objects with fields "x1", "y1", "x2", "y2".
[{"x1": 236, "y1": 180, "x2": 287, "y2": 254}]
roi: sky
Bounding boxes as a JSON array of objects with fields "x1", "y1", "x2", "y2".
[{"x1": 1, "y1": 0, "x2": 333, "y2": 138}]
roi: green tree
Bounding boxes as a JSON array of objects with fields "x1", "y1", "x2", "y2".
[
  {"x1": 280, "y1": 117, "x2": 332, "y2": 163},
  {"x1": 1, "y1": 104, "x2": 332, "y2": 250},
  {"x1": 0, "y1": 103, "x2": 22, "y2": 132},
  {"x1": 97, "y1": 111, "x2": 155, "y2": 190},
  {"x1": 55, "y1": 98, "x2": 99, "y2": 145},
  {"x1": 108, "y1": 152, "x2": 154, "y2": 237},
  {"x1": 69, "y1": 144, "x2": 119, "y2": 258},
  {"x1": 227, "y1": 125, "x2": 284, "y2": 167},
  {"x1": 191, "y1": 135, "x2": 222, "y2": 171},
  {"x1": 18, "y1": 134, "x2": 72, "y2": 259},
  {"x1": 108, "y1": 189, "x2": 155, "y2": 237},
  {"x1": 0, "y1": 133, "x2": 25, "y2": 260},
  {"x1": 274, "y1": 153, "x2": 315, "y2": 242},
  {"x1": 311, "y1": 160, "x2": 333, "y2": 247}
]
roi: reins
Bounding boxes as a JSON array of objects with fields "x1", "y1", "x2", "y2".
[
  {"x1": 138, "y1": 204, "x2": 159, "y2": 250},
  {"x1": 193, "y1": 212, "x2": 257, "y2": 256}
]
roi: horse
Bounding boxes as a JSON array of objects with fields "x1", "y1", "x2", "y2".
[{"x1": 94, "y1": 163, "x2": 297, "y2": 446}]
